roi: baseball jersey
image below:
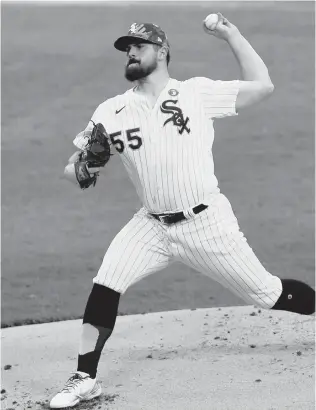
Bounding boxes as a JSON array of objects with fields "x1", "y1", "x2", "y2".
[{"x1": 74, "y1": 77, "x2": 240, "y2": 213}]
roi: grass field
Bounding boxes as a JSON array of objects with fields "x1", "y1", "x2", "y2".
[{"x1": 1, "y1": 1, "x2": 315, "y2": 327}]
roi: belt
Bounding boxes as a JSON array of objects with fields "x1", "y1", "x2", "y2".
[{"x1": 150, "y1": 203, "x2": 208, "y2": 225}]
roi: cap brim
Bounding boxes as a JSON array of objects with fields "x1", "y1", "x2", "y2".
[{"x1": 114, "y1": 35, "x2": 159, "y2": 51}]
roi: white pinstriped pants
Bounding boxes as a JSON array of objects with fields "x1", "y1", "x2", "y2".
[{"x1": 93, "y1": 193, "x2": 282, "y2": 309}]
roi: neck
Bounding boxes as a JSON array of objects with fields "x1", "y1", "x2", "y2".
[{"x1": 134, "y1": 68, "x2": 170, "y2": 96}]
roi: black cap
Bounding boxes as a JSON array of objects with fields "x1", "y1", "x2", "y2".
[{"x1": 114, "y1": 22, "x2": 169, "y2": 51}]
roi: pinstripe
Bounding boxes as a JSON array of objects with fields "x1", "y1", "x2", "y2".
[
  {"x1": 225, "y1": 225, "x2": 282, "y2": 303},
  {"x1": 133, "y1": 105, "x2": 151, "y2": 206},
  {"x1": 204, "y1": 207, "x2": 266, "y2": 304},
  {"x1": 111, "y1": 230, "x2": 156, "y2": 289},
  {"x1": 228, "y1": 236, "x2": 282, "y2": 304},
  {"x1": 205, "y1": 204, "x2": 274, "y2": 307},
  {"x1": 180, "y1": 134, "x2": 191, "y2": 209},
  {"x1": 180, "y1": 217, "x2": 224, "y2": 277},
  {"x1": 172, "y1": 222, "x2": 200, "y2": 270},
  {"x1": 169, "y1": 125, "x2": 178, "y2": 209},
  {"x1": 109, "y1": 222, "x2": 159, "y2": 285},
  {"x1": 99, "y1": 215, "x2": 154, "y2": 283},
  {"x1": 123, "y1": 251, "x2": 170, "y2": 291},
  {"x1": 159, "y1": 118, "x2": 168, "y2": 210},
  {"x1": 193, "y1": 212, "x2": 252, "y2": 300},
  {"x1": 118, "y1": 220, "x2": 169, "y2": 288},
  {"x1": 139, "y1": 97, "x2": 155, "y2": 208},
  {"x1": 99, "y1": 218, "x2": 152, "y2": 286},
  {"x1": 211, "y1": 204, "x2": 266, "y2": 289},
  {"x1": 215, "y1": 198, "x2": 279, "y2": 299},
  {"x1": 129, "y1": 105, "x2": 145, "y2": 203},
  {"x1": 189, "y1": 210, "x2": 251, "y2": 301},
  {"x1": 94, "y1": 213, "x2": 171, "y2": 293},
  {"x1": 118, "y1": 238, "x2": 162, "y2": 291},
  {"x1": 213, "y1": 197, "x2": 275, "y2": 290}
]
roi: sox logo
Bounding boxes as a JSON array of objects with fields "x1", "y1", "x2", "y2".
[{"x1": 160, "y1": 99, "x2": 191, "y2": 135}]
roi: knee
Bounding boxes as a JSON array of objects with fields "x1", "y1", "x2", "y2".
[
  {"x1": 83, "y1": 284, "x2": 121, "y2": 328},
  {"x1": 271, "y1": 279, "x2": 315, "y2": 315}
]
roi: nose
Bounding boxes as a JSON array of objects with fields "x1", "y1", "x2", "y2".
[
  {"x1": 127, "y1": 50, "x2": 135, "y2": 60},
  {"x1": 127, "y1": 44, "x2": 139, "y2": 58}
]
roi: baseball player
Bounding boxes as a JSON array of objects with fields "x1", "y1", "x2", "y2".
[{"x1": 50, "y1": 14, "x2": 315, "y2": 408}]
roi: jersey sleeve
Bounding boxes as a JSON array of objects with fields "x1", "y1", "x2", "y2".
[
  {"x1": 191, "y1": 77, "x2": 240, "y2": 119},
  {"x1": 73, "y1": 102, "x2": 109, "y2": 150}
]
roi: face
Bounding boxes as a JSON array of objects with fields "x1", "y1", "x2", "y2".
[{"x1": 124, "y1": 42, "x2": 159, "y2": 82}]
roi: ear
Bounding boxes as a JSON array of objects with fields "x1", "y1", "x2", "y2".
[{"x1": 158, "y1": 46, "x2": 168, "y2": 62}]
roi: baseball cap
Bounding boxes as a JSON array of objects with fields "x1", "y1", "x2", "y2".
[{"x1": 114, "y1": 22, "x2": 170, "y2": 51}]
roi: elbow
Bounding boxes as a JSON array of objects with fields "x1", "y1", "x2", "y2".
[{"x1": 263, "y1": 81, "x2": 275, "y2": 95}]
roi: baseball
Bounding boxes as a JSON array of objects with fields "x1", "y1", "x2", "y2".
[{"x1": 203, "y1": 13, "x2": 219, "y2": 31}]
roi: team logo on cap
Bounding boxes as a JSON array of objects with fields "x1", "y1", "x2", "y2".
[
  {"x1": 168, "y1": 89, "x2": 178, "y2": 97},
  {"x1": 129, "y1": 23, "x2": 152, "y2": 40}
]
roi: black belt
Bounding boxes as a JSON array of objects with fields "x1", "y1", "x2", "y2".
[{"x1": 150, "y1": 204, "x2": 208, "y2": 225}]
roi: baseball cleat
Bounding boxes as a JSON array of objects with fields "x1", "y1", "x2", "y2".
[{"x1": 49, "y1": 371, "x2": 102, "y2": 408}]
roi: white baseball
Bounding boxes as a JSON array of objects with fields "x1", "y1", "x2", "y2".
[{"x1": 203, "y1": 14, "x2": 219, "y2": 31}]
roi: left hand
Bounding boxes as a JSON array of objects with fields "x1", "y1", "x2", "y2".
[{"x1": 203, "y1": 13, "x2": 239, "y2": 42}]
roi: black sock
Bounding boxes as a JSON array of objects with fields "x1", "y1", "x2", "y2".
[{"x1": 78, "y1": 351, "x2": 102, "y2": 379}]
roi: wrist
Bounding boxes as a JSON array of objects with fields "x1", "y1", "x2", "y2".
[{"x1": 226, "y1": 29, "x2": 243, "y2": 45}]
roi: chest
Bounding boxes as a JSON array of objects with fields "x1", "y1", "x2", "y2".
[{"x1": 108, "y1": 96, "x2": 199, "y2": 141}]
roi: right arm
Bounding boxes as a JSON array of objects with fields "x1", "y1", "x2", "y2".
[
  {"x1": 227, "y1": 30, "x2": 274, "y2": 111},
  {"x1": 204, "y1": 13, "x2": 274, "y2": 112}
]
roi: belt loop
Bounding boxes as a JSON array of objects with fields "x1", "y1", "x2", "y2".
[
  {"x1": 188, "y1": 207, "x2": 196, "y2": 218},
  {"x1": 183, "y1": 207, "x2": 195, "y2": 219}
]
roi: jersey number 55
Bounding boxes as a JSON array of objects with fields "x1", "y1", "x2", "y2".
[{"x1": 109, "y1": 127, "x2": 142, "y2": 153}]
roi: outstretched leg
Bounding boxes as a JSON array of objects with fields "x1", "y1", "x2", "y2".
[{"x1": 171, "y1": 194, "x2": 315, "y2": 315}]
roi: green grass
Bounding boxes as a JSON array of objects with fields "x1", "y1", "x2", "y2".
[{"x1": 1, "y1": 2, "x2": 314, "y2": 327}]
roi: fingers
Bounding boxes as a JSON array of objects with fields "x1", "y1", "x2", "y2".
[
  {"x1": 217, "y1": 13, "x2": 230, "y2": 27},
  {"x1": 87, "y1": 166, "x2": 101, "y2": 175},
  {"x1": 68, "y1": 151, "x2": 82, "y2": 164}
]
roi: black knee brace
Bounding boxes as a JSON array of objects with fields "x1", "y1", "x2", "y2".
[
  {"x1": 83, "y1": 283, "x2": 121, "y2": 328},
  {"x1": 272, "y1": 279, "x2": 315, "y2": 315}
]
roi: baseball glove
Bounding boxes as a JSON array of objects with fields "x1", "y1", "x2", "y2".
[{"x1": 74, "y1": 122, "x2": 112, "y2": 189}]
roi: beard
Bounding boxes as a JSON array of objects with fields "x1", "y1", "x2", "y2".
[{"x1": 125, "y1": 58, "x2": 158, "y2": 82}]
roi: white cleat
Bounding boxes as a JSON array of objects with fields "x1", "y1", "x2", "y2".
[{"x1": 49, "y1": 371, "x2": 102, "y2": 408}]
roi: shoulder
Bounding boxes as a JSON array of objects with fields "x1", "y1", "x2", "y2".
[
  {"x1": 183, "y1": 77, "x2": 216, "y2": 88},
  {"x1": 183, "y1": 77, "x2": 240, "y2": 95},
  {"x1": 95, "y1": 90, "x2": 130, "y2": 114}
]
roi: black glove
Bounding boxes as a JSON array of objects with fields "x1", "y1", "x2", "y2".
[{"x1": 74, "y1": 122, "x2": 112, "y2": 189}]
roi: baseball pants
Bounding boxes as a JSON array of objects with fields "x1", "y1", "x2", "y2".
[{"x1": 93, "y1": 193, "x2": 282, "y2": 308}]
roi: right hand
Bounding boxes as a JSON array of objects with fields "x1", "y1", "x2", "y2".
[{"x1": 203, "y1": 13, "x2": 240, "y2": 42}]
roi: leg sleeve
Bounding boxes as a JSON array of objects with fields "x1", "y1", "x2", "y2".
[{"x1": 93, "y1": 209, "x2": 172, "y2": 294}]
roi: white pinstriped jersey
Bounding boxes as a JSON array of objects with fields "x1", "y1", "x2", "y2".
[{"x1": 74, "y1": 77, "x2": 240, "y2": 213}]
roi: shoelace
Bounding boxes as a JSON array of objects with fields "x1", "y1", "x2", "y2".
[{"x1": 61, "y1": 373, "x2": 88, "y2": 393}]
